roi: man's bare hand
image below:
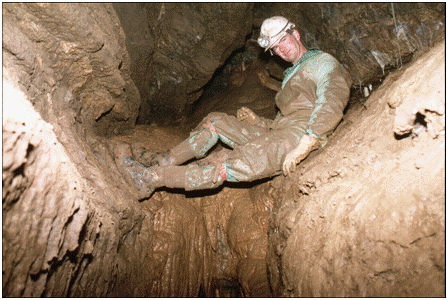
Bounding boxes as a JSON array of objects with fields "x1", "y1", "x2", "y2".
[
  {"x1": 282, "y1": 134, "x2": 319, "y2": 176},
  {"x1": 237, "y1": 107, "x2": 260, "y2": 125}
]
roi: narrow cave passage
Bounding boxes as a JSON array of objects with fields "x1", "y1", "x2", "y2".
[{"x1": 2, "y1": 2, "x2": 445, "y2": 297}]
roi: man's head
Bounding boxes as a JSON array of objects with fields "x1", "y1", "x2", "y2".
[{"x1": 258, "y1": 16, "x2": 307, "y2": 64}]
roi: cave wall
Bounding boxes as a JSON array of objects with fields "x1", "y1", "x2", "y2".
[
  {"x1": 2, "y1": 5, "x2": 148, "y2": 294},
  {"x1": 2, "y1": 2, "x2": 445, "y2": 298},
  {"x1": 3, "y1": 75, "x2": 215, "y2": 297},
  {"x1": 113, "y1": 3, "x2": 254, "y2": 125},
  {"x1": 2, "y1": 3, "x2": 140, "y2": 138}
]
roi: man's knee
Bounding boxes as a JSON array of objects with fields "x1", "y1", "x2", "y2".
[{"x1": 188, "y1": 128, "x2": 218, "y2": 158}]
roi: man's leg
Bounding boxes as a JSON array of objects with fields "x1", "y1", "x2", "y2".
[
  {"x1": 163, "y1": 163, "x2": 226, "y2": 191},
  {"x1": 136, "y1": 126, "x2": 305, "y2": 194},
  {"x1": 223, "y1": 126, "x2": 306, "y2": 183},
  {"x1": 131, "y1": 126, "x2": 218, "y2": 167},
  {"x1": 133, "y1": 112, "x2": 269, "y2": 167},
  {"x1": 114, "y1": 127, "x2": 305, "y2": 200},
  {"x1": 113, "y1": 112, "x2": 279, "y2": 199},
  {"x1": 114, "y1": 143, "x2": 226, "y2": 200},
  {"x1": 131, "y1": 138, "x2": 201, "y2": 167}
]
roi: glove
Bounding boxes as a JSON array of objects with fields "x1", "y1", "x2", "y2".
[
  {"x1": 237, "y1": 107, "x2": 260, "y2": 125},
  {"x1": 282, "y1": 134, "x2": 319, "y2": 176}
]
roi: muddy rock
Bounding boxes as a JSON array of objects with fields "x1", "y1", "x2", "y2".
[
  {"x1": 114, "y1": 3, "x2": 254, "y2": 125},
  {"x1": 2, "y1": 3, "x2": 140, "y2": 137},
  {"x1": 2, "y1": 2, "x2": 445, "y2": 298}
]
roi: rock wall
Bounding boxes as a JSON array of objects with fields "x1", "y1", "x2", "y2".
[
  {"x1": 2, "y1": 76, "x2": 213, "y2": 297},
  {"x1": 113, "y1": 3, "x2": 254, "y2": 125},
  {"x1": 2, "y1": 2, "x2": 445, "y2": 298},
  {"x1": 3, "y1": 79, "x2": 91, "y2": 297},
  {"x1": 2, "y1": 3, "x2": 140, "y2": 138}
]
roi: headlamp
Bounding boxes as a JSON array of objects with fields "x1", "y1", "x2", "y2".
[{"x1": 257, "y1": 36, "x2": 270, "y2": 48}]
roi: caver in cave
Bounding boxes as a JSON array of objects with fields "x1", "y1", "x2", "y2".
[
  {"x1": 3, "y1": 3, "x2": 445, "y2": 297},
  {"x1": 113, "y1": 16, "x2": 352, "y2": 200}
]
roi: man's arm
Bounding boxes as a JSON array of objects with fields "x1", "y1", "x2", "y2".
[
  {"x1": 282, "y1": 134, "x2": 319, "y2": 176},
  {"x1": 305, "y1": 56, "x2": 352, "y2": 140},
  {"x1": 282, "y1": 55, "x2": 352, "y2": 175}
]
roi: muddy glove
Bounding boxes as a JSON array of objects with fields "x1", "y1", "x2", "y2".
[
  {"x1": 282, "y1": 134, "x2": 319, "y2": 176},
  {"x1": 237, "y1": 107, "x2": 260, "y2": 125}
]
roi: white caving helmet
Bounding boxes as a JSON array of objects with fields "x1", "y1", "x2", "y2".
[{"x1": 258, "y1": 16, "x2": 296, "y2": 51}]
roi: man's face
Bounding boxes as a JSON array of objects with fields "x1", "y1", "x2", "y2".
[{"x1": 271, "y1": 30, "x2": 304, "y2": 64}]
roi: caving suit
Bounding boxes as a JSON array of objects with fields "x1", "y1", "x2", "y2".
[{"x1": 166, "y1": 49, "x2": 352, "y2": 191}]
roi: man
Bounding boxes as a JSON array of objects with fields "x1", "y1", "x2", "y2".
[{"x1": 113, "y1": 16, "x2": 352, "y2": 200}]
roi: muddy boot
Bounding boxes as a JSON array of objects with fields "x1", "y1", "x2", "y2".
[{"x1": 113, "y1": 143, "x2": 163, "y2": 200}]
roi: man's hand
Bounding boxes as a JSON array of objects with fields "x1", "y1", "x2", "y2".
[
  {"x1": 282, "y1": 134, "x2": 319, "y2": 176},
  {"x1": 237, "y1": 107, "x2": 260, "y2": 125}
]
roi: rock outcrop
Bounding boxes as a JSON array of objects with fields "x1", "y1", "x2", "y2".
[{"x1": 2, "y1": 2, "x2": 445, "y2": 297}]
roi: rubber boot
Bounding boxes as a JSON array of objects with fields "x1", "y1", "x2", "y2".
[{"x1": 113, "y1": 142, "x2": 163, "y2": 200}]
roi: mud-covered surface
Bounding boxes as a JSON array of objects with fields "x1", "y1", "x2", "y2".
[{"x1": 2, "y1": 2, "x2": 445, "y2": 298}]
